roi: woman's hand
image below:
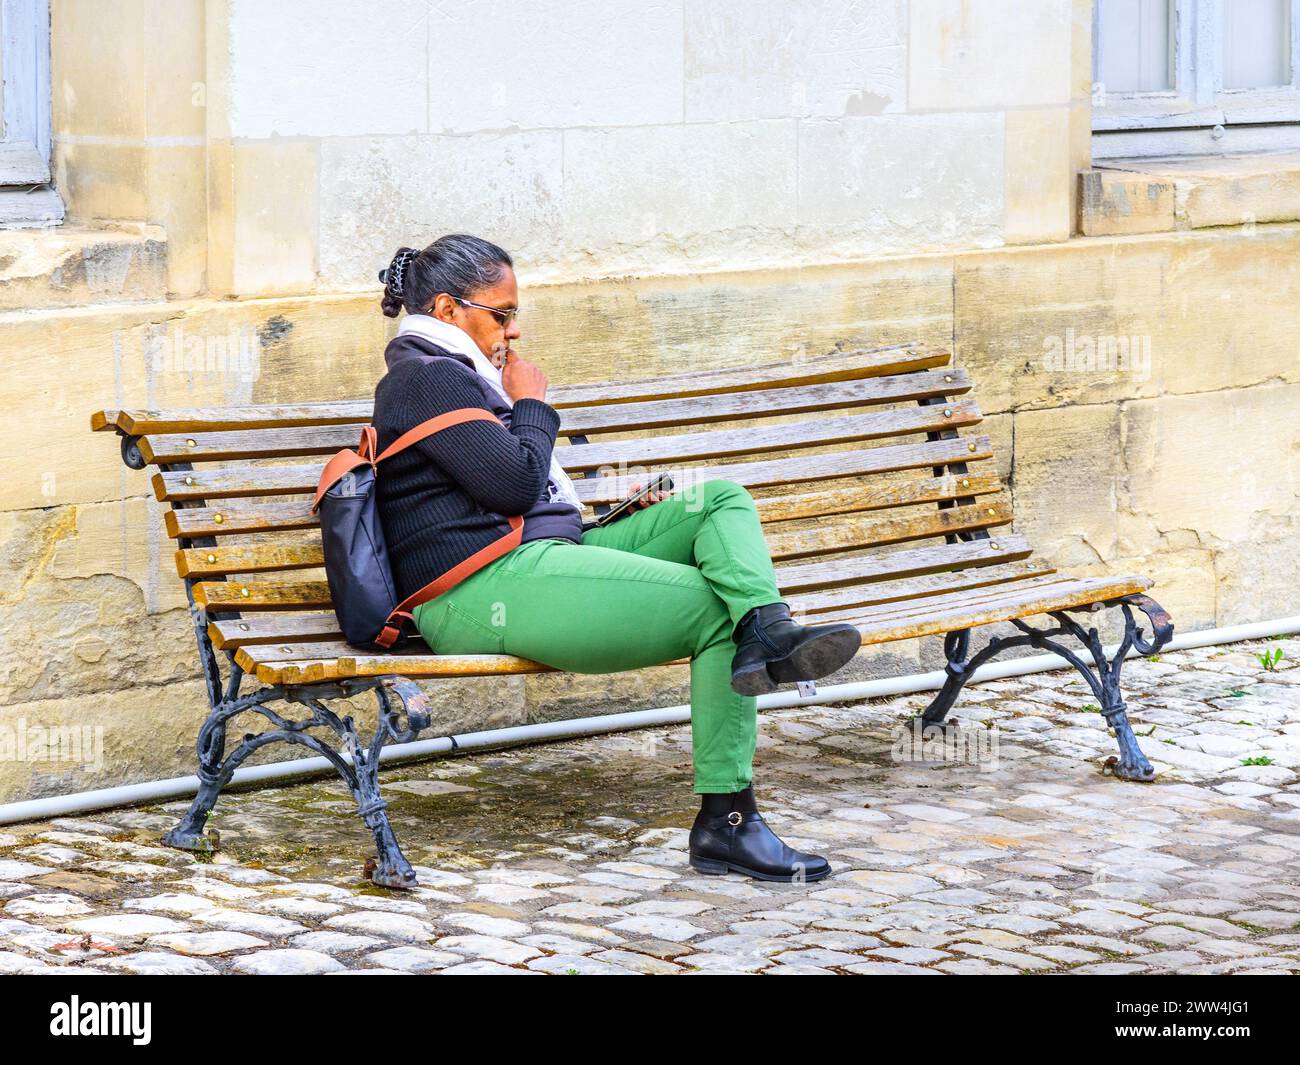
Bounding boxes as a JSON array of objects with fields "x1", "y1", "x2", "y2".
[
  {"x1": 627, "y1": 481, "x2": 672, "y2": 509},
  {"x1": 501, "y1": 348, "x2": 549, "y2": 403}
]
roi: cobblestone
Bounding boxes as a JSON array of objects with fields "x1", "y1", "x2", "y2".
[{"x1": 1, "y1": 640, "x2": 1298, "y2": 974}]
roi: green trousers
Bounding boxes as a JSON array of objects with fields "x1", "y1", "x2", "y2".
[{"x1": 412, "y1": 479, "x2": 783, "y2": 792}]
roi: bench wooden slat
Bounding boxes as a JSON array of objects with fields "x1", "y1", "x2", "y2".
[
  {"x1": 572, "y1": 436, "x2": 994, "y2": 504},
  {"x1": 92, "y1": 345, "x2": 950, "y2": 435},
  {"x1": 209, "y1": 613, "x2": 340, "y2": 650},
  {"x1": 175, "y1": 496, "x2": 1013, "y2": 579},
  {"x1": 166, "y1": 471, "x2": 1002, "y2": 539},
  {"x1": 789, "y1": 560, "x2": 1055, "y2": 615},
  {"x1": 557, "y1": 398, "x2": 982, "y2": 473},
  {"x1": 234, "y1": 640, "x2": 360, "y2": 673},
  {"x1": 192, "y1": 579, "x2": 333, "y2": 611},
  {"x1": 166, "y1": 500, "x2": 322, "y2": 538},
  {"x1": 177, "y1": 542, "x2": 324, "y2": 578},
  {"x1": 194, "y1": 534, "x2": 1030, "y2": 612},
  {"x1": 763, "y1": 500, "x2": 1012, "y2": 561},
  {"x1": 143, "y1": 424, "x2": 368, "y2": 465},
  {"x1": 848, "y1": 575, "x2": 1152, "y2": 645},
  {"x1": 772, "y1": 536, "x2": 1033, "y2": 594},
  {"x1": 153, "y1": 433, "x2": 992, "y2": 503},
  {"x1": 753, "y1": 473, "x2": 1001, "y2": 524},
  {"x1": 137, "y1": 368, "x2": 972, "y2": 464},
  {"x1": 255, "y1": 571, "x2": 1142, "y2": 683},
  {"x1": 810, "y1": 574, "x2": 1086, "y2": 625}
]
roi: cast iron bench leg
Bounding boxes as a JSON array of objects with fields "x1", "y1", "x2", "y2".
[
  {"x1": 919, "y1": 593, "x2": 1174, "y2": 782},
  {"x1": 161, "y1": 678, "x2": 432, "y2": 889}
]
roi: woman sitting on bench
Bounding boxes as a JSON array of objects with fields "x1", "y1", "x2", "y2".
[{"x1": 373, "y1": 233, "x2": 862, "y2": 883}]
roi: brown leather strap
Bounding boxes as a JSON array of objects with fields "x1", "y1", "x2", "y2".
[
  {"x1": 311, "y1": 448, "x2": 369, "y2": 513},
  {"x1": 374, "y1": 513, "x2": 525, "y2": 649},
  {"x1": 374, "y1": 407, "x2": 500, "y2": 463},
  {"x1": 312, "y1": 408, "x2": 499, "y2": 513}
]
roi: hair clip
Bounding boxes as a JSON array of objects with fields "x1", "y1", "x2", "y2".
[{"x1": 386, "y1": 249, "x2": 417, "y2": 298}]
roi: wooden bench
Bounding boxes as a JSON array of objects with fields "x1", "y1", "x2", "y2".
[{"x1": 92, "y1": 343, "x2": 1173, "y2": 888}]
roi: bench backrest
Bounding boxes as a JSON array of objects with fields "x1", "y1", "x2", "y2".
[{"x1": 93, "y1": 343, "x2": 1034, "y2": 679}]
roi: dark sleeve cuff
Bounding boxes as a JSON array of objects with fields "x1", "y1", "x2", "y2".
[{"x1": 510, "y1": 397, "x2": 561, "y2": 436}]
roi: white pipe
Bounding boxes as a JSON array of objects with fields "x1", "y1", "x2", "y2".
[{"x1": 2, "y1": 614, "x2": 1297, "y2": 827}]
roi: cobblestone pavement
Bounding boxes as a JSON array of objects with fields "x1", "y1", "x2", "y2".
[{"x1": 2, "y1": 638, "x2": 1299, "y2": 975}]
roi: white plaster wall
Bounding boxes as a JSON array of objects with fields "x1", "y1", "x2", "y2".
[{"x1": 225, "y1": 0, "x2": 1078, "y2": 289}]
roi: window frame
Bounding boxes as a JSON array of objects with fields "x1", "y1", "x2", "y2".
[
  {"x1": 1092, "y1": 0, "x2": 1300, "y2": 156},
  {"x1": 0, "y1": 0, "x2": 53, "y2": 185}
]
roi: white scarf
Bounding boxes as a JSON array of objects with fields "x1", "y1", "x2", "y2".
[{"x1": 396, "y1": 313, "x2": 584, "y2": 512}]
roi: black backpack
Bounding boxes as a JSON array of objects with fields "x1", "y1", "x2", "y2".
[{"x1": 312, "y1": 408, "x2": 523, "y2": 651}]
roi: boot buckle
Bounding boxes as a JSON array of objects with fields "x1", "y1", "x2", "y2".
[{"x1": 727, "y1": 811, "x2": 743, "y2": 826}]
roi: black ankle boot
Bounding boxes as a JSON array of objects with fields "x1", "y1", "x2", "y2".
[
  {"x1": 689, "y1": 786, "x2": 831, "y2": 883},
  {"x1": 730, "y1": 602, "x2": 860, "y2": 697}
]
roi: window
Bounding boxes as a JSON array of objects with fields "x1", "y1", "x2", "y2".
[
  {"x1": 1, "y1": 0, "x2": 62, "y2": 226},
  {"x1": 1092, "y1": 0, "x2": 1300, "y2": 157}
]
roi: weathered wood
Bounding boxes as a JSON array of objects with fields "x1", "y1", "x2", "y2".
[
  {"x1": 176, "y1": 497, "x2": 1009, "y2": 578},
  {"x1": 789, "y1": 560, "x2": 1055, "y2": 616},
  {"x1": 166, "y1": 499, "x2": 320, "y2": 539},
  {"x1": 752, "y1": 473, "x2": 1001, "y2": 524},
  {"x1": 137, "y1": 367, "x2": 972, "y2": 465},
  {"x1": 91, "y1": 345, "x2": 951, "y2": 436},
  {"x1": 763, "y1": 500, "x2": 1012, "y2": 561},
  {"x1": 557, "y1": 368, "x2": 971, "y2": 436},
  {"x1": 164, "y1": 472, "x2": 1002, "y2": 538},
  {"x1": 154, "y1": 432, "x2": 993, "y2": 503},
  {"x1": 177, "y1": 542, "x2": 324, "y2": 579},
  {"x1": 209, "y1": 613, "x2": 340, "y2": 650},
  {"x1": 849, "y1": 575, "x2": 1152, "y2": 646},
  {"x1": 573, "y1": 436, "x2": 994, "y2": 504},
  {"x1": 192, "y1": 579, "x2": 332, "y2": 612},
  {"x1": 557, "y1": 398, "x2": 982, "y2": 472},
  {"x1": 234, "y1": 640, "x2": 360, "y2": 675},
  {"x1": 772, "y1": 536, "x2": 1034, "y2": 594},
  {"x1": 143, "y1": 424, "x2": 368, "y2": 465}
]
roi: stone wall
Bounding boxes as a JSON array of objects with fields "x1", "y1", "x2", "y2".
[
  {"x1": 2, "y1": 224, "x2": 1297, "y2": 801},
  {"x1": 1, "y1": 1, "x2": 1295, "y2": 803}
]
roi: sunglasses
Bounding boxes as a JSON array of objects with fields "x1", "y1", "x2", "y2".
[{"x1": 452, "y1": 296, "x2": 519, "y2": 326}]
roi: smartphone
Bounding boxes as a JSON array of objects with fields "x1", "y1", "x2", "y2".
[{"x1": 594, "y1": 473, "x2": 675, "y2": 526}]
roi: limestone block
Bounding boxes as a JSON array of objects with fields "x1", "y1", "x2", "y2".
[
  {"x1": 796, "y1": 113, "x2": 1004, "y2": 259},
  {"x1": 684, "y1": 0, "x2": 905, "y2": 121},
  {"x1": 229, "y1": 140, "x2": 320, "y2": 297},
  {"x1": 1079, "y1": 170, "x2": 1176, "y2": 236},
  {"x1": 0, "y1": 224, "x2": 167, "y2": 311},
  {"x1": 55, "y1": 143, "x2": 150, "y2": 222},
  {"x1": 1121, "y1": 387, "x2": 1300, "y2": 547},
  {"x1": 909, "y1": 0, "x2": 1073, "y2": 111},
  {"x1": 226, "y1": 0, "x2": 430, "y2": 137},
  {"x1": 0, "y1": 679, "x2": 209, "y2": 801},
  {"x1": 560, "y1": 121, "x2": 798, "y2": 277},
  {"x1": 317, "y1": 131, "x2": 563, "y2": 290},
  {"x1": 1011, "y1": 403, "x2": 1121, "y2": 567},
  {"x1": 955, "y1": 227, "x2": 1300, "y2": 414},
  {"x1": 1005, "y1": 109, "x2": 1072, "y2": 245},
  {"x1": 1178, "y1": 162, "x2": 1300, "y2": 229},
  {"x1": 51, "y1": 0, "x2": 147, "y2": 139},
  {"x1": 142, "y1": 0, "x2": 207, "y2": 139},
  {"x1": 1215, "y1": 533, "x2": 1300, "y2": 626},
  {"x1": 433, "y1": 0, "x2": 683, "y2": 131},
  {"x1": 522, "y1": 256, "x2": 954, "y2": 383}
]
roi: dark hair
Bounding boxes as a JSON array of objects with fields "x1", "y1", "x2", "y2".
[{"x1": 379, "y1": 233, "x2": 514, "y2": 318}]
